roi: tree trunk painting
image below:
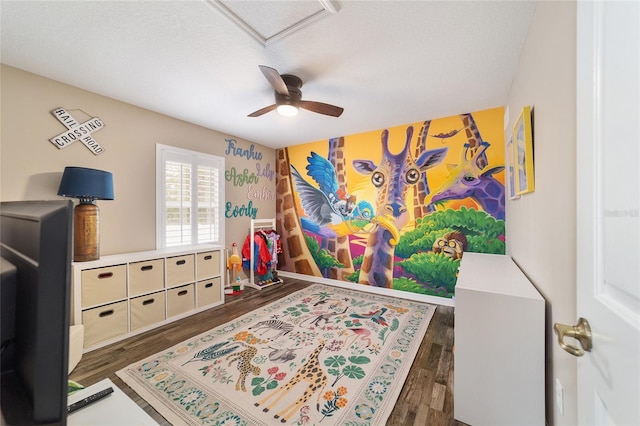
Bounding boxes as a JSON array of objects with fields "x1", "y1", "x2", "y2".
[{"x1": 275, "y1": 148, "x2": 321, "y2": 276}]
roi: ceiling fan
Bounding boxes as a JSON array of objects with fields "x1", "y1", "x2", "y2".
[{"x1": 248, "y1": 65, "x2": 344, "y2": 118}]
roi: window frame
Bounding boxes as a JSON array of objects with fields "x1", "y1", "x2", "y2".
[{"x1": 156, "y1": 143, "x2": 225, "y2": 249}]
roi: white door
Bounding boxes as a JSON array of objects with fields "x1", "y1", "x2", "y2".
[{"x1": 576, "y1": 1, "x2": 640, "y2": 424}]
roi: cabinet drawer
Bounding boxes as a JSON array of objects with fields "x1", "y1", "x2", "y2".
[
  {"x1": 197, "y1": 277, "x2": 222, "y2": 308},
  {"x1": 166, "y1": 254, "x2": 195, "y2": 287},
  {"x1": 167, "y1": 283, "x2": 195, "y2": 318},
  {"x1": 130, "y1": 291, "x2": 166, "y2": 331},
  {"x1": 196, "y1": 251, "x2": 220, "y2": 280},
  {"x1": 129, "y1": 258, "x2": 164, "y2": 296},
  {"x1": 82, "y1": 301, "x2": 128, "y2": 347},
  {"x1": 81, "y1": 265, "x2": 127, "y2": 308}
]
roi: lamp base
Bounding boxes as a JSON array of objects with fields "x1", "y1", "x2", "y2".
[{"x1": 74, "y1": 203, "x2": 100, "y2": 262}]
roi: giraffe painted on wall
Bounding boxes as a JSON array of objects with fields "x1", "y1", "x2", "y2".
[
  {"x1": 353, "y1": 127, "x2": 447, "y2": 288},
  {"x1": 325, "y1": 137, "x2": 355, "y2": 280},
  {"x1": 412, "y1": 120, "x2": 435, "y2": 219},
  {"x1": 255, "y1": 340, "x2": 328, "y2": 422},
  {"x1": 460, "y1": 113, "x2": 489, "y2": 168},
  {"x1": 425, "y1": 113, "x2": 505, "y2": 220}
]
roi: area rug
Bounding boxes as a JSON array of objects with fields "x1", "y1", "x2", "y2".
[{"x1": 117, "y1": 284, "x2": 435, "y2": 425}]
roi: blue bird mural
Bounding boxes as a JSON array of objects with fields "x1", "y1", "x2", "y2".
[{"x1": 291, "y1": 152, "x2": 375, "y2": 238}]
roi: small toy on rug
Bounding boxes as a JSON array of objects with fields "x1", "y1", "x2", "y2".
[{"x1": 224, "y1": 277, "x2": 243, "y2": 296}]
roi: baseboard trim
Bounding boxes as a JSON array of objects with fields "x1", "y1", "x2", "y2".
[{"x1": 277, "y1": 270, "x2": 455, "y2": 307}]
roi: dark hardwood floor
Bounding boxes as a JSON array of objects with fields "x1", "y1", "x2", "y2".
[{"x1": 70, "y1": 278, "x2": 464, "y2": 425}]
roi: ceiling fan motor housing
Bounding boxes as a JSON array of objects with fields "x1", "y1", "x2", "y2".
[
  {"x1": 281, "y1": 74, "x2": 303, "y2": 89},
  {"x1": 249, "y1": 65, "x2": 343, "y2": 117},
  {"x1": 275, "y1": 75, "x2": 302, "y2": 107}
]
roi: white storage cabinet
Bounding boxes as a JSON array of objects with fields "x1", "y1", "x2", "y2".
[
  {"x1": 454, "y1": 252, "x2": 545, "y2": 426},
  {"x1": 72, "y1": 245, "x2": 223, "y2": 352}
]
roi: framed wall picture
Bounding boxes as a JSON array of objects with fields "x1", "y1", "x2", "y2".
[
  {"x1": 514, "y1": 106, "x2": 534, "y2": 194},
  {"x1": 506, "y1": 133, "x2": 520, "y2": 200}
]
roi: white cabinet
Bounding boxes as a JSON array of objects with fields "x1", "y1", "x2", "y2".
[
  {"x1": 454, "y1": 252, "x2": 545, "y2": 426},
  {"x1": 72, "y1": 245, "x2": 224, "y2": 352}
]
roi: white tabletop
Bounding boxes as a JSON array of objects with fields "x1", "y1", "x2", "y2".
[{"x1": 67, "y1": 378, "x2": 158, "y2": 425}]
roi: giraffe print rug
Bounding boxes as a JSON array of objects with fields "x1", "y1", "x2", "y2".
[{"x1": 117, "y1": 284, "x2": 435, "y2": 425}]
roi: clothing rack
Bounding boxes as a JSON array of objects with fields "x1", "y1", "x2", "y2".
[{"x1": 245, "y1": 218, "x2": 283, "y2": 290}]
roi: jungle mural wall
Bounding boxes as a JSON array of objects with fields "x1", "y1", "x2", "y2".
[{"x1": 275, "y1": 107, "x2": 505, "y2": 299}]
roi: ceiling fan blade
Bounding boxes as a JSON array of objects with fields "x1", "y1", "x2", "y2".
[
  {"x1": 247, "y1": 104, "x2": 277, "y2": 117},
  {"x1": 259, "y1": 65, "x2": 289, "y2": 96},
  {"x1": 299, "y1": 100, "x2": 344, "y2": 117}
]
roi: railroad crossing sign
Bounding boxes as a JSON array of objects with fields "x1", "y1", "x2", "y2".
[{"x1": 49, "y1": 108, "x2": 105, "y2": 155}]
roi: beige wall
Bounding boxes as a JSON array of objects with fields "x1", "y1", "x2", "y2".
[
  {"x1": 505, "y1": 2, "x2": 577, "y2": 425},
  {"x1": 0, "y1": 64, "x2": 275, "y2": 270}
]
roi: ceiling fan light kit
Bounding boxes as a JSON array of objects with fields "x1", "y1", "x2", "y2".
[
  {"x1": 277, "y1": 104, "x2": 299, "y2": 117},
  {"x1": 248, "y1": 65, "x2": 343, "y2": 118},
  {"x1": 275, "y1": 78, "x2": 301, "y2": 116}
]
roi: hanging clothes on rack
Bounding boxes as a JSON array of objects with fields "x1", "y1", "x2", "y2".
[
  {"x1": 263, "y1": 229, "x2": 281, "y2": 270},
  {"x1": 244, "y1": 219, "x2": 284, "y2": 290},
  {"x1": 241, "y1": 232, "x2": 271, "y2": 275}
]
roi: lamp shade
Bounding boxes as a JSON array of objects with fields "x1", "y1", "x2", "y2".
[{"x1": 58, "y1": 167, "x2": 114, "y2": 201}]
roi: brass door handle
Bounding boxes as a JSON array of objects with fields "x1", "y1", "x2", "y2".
[{"x1": 553, "y1": 317, "x2": 592, "y2": 357}]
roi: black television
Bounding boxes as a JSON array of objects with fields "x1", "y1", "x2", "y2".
[{"x1": 0, "y1": 200, "x2": 73, "y2": 425}]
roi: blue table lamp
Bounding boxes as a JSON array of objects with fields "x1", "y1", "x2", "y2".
[{"x1": 58, "y1": 166, "x2": 114, "y2": 262}]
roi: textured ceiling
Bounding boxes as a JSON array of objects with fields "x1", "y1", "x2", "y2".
[{"x1": 0, "y1": 0, "x2": 537, "y2": 148}]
